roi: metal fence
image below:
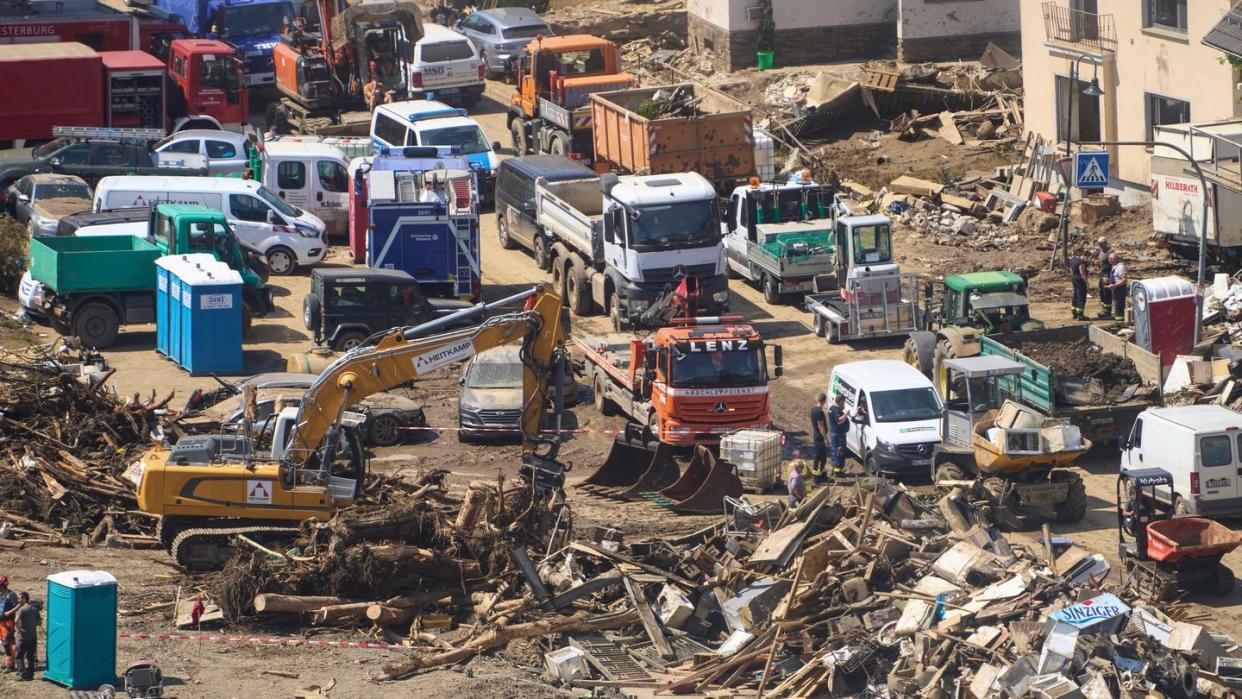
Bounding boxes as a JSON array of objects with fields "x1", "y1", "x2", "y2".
[{"x1": 1042, "y1": 2, "x2": 1118, "y2": 54}]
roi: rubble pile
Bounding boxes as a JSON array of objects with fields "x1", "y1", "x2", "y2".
[{"x1": 544, "y1": 0, "x2": 685, "y2": 45}]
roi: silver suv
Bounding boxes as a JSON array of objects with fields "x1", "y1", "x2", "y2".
[{"x1": 454, "y1": 7, "x2": 553, "y2": 79}]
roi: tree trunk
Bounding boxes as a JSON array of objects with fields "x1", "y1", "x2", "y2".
[
  {"x1": 311, "y1": 601, "x2": 373, "y2": 625},
  {"x1": 366, "y1": 604, "x2": 415, "y2": 626},
  {"x1": 379, "y1": 609, "x2": 639, "y2": 680},
  {"x1": 455, "y1": 482, "x2": 495, "y2": 534},
  {"x1": 253, "y1": 594, "x2": 345, "y2": 614},
  {"x1": 367, "y1": 544, "x2": 482, "y2": 582}
]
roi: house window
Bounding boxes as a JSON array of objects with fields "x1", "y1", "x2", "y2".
[
  {"x1": 1146, "y1": 93, "x2": 1191, "y2": 141},
  {"x1": 1144, "y1": 0, "x2": 1187, "y2": 33}
]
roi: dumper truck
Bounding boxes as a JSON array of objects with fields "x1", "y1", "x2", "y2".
[
  {"x1": 25, "y1": 203, "x2": 274, "y2": 348},
  {"x1": 977, "y1": 324, "x2": 1164, "y2": 444},
  {"x1": 590, "y1": 83, "x2": 754, "y2": 194},
  {"x1": 723, "y1": 175, "x2": 835, "y2": 304},
  {"x1": 524, "y1": 167, "x2": 729, "y2": 328}
]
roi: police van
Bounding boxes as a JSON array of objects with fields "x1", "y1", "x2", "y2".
[{"x1": 370, "y1": 100, "x2": 501, "y2": 201}]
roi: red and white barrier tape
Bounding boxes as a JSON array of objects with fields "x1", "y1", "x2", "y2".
[
  {"x1": 118, "y1": 632, "x2": 425, "y2": 652},
  {"x1": 399, "y1": 425, "x2": 775, "y2": 436}
]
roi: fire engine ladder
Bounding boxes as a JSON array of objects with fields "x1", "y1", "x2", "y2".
[
  {"x1": 52, "y1": 126, "x2": 167, "y2": 141},
  {"x1": 452, "y1": 215, "x2": 479, "y2": 299}
]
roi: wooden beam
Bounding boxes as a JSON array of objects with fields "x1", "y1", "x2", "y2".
[{"x1": 623, "y1": 576, "x2": 674, "y2": 660}]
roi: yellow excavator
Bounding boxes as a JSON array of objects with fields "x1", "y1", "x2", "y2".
[{"x1": 136, "y1": 285, "x2": 569, "y2": 569}]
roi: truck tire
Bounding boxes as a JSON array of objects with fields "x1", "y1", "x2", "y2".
[
  {"x1": 549, "y1": 132, "x2": 569, "y2": 156},
  {"x1": 303, "y1": 294, "x2": 322, "y2": 332},
  {"x1": 533, "y1": 235, "x2": 550, "y2": 270},
  {"x1": 1213, "y1": 562, "x2": 1236, "y2": 596},
  {"x1": 611, "y1": 302, "x2": 626, "y2": 332},
  {"x1": 266, "y1": 246, "x2": 297, "y2": 276},
  {"x1": 550, "y1": 246, "x2": 570, "y2": 299},
  {"x1": 497, "y1": 213, "x2": 517, "y2": 249},
  {"x1": 1054, "y1": 471, "x2": 1088, "y2": 523},
  {"x1": 73, "y1": 303, "x2": 120, "y2": 349},
  {"x1": 932, "y1": 339, "x2": 957, "y2": 397},
  {"x1": 593, "y1": 375, "x2": 617, "y2": 417},
  {"x1": 903, "y1": 332, "x2": 937, "y2": 377},
  {"x1": 333, "y1": 331, "x2": 367, "y2": 352},
  {"x1": 567, "y1": 257, "x2": 592, "y2": 316},
  {"x1": 510, "y1": 119, "x2": 528, "y2": 156},
  {"x1": 812, "y1": 314, "x2": 825, "y2": 337},
  {"x1": 762, "y1": 274, "x2": 781, "y2": 305}
]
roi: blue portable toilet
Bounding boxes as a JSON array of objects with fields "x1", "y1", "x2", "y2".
[
  {"x1": 167, "y1": 255, "x2": 216, "y2": 368},
  {"x1": 180, "y1": 260, "x2": 244, "y2": 375},
  {"x1": 44, "y1": 570, "x2": 117, "y2": 689},
  {"x1": 154, "y1": 257, "x2": 177, "y2": 358}
]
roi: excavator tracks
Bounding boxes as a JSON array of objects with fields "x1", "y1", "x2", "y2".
[{"x1": 170, "y1": 524, "x2": 301, "y2": 571}]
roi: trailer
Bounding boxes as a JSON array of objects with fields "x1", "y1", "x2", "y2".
[
  {"x1": 590, "y1": 83, "x2": 754, "y2": 193},
  {"x1": 979, "y1": 324, "x2": 1165, "y2": 444}
]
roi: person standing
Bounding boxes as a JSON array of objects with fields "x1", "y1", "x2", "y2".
[
  {"x1": 809, "y1": 393, "x2": 829, "y2": 484},
  {"x1": 0, "y1": 577, "x2": 15, "y2": 673},
  {"x1": 786, "y1": 460, "x2": 806, "y2": 510},
  {"x1": 1096, "y1": 237, "x2": 1113, "y2": 319},
  {"x1": 1107, "y1": 252, "x2": 1128, "y2": 322},
  {"x1": 828, "y1": 392, "x2": 851, "y2": 478},
  {"x1": 1068, "y1": 250, "x2": 1090, "y2": 320},
  {"x1": 363, "y1": 70, "x2": 383, "y2": 112},
  {"x1": 13, "y1": 592, "x2": 37, "y2": 682},
  {"x1": 429, "y1": 0, "x2": 454, "y2": 25}
]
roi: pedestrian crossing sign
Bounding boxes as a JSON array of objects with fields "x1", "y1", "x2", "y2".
[{"x1": 1073, "y1": 151, "x2": 1110, "y2": 188}]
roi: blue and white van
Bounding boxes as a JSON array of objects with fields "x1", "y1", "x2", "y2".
[{"x1": 370, "y1": 100, "x2": 501, "y2": 201}]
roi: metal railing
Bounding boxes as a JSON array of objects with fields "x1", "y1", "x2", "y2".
[
  {"x1": 1184, "y1": 120, "x2": 1242, "y2": 189},
  {"x1": 1042, "y1": 2, "x2": 1118, "y2": 54}
]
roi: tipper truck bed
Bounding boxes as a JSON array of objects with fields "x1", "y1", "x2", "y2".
[{"x1": 980, "y1": 324, "x2": 1164, "y2": 443}]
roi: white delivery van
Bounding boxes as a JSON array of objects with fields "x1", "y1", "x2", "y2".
[
  {"x1": 370, "y1": 100, "x2": 500, "y2": 200},
  {"x1": 827, "y1": 360, "x2": 944, "y2": 479},
  {"x1": 1121, "y1": 405, "x2": 1242, "y2": 517},
  {"x1": 260, "y1": 140, "x2": 351, "y2": 238},
  {"x1": 410, "y1": 24, "x2": 485, "y2": 108},
  {"x1": 93, "y1": 176, "x2": 327, "y2": 275}
]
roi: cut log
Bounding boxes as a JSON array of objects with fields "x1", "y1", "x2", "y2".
[
  {"x1": 379, "y1": 609, "x2": 639, "y2": 680},
  {"x1": 366, "y1": 605, "x2": 415, "y2": 626},
  {"x1": 311, "y1": 602, "x2": 373, "y2": 625},
  {"x1": 455, "y1": 482, "x2": 495, "y2": 534},
  {"x1": 366, "y1": 545, "x2": 482, "y2": 582},
  {"x1": 254, "y1": 594, "x2": 345, "y2": 614}
]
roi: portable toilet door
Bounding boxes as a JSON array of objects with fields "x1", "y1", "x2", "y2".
[
  {"x1": 167, "y1": 266, "x2": 184, "y2": 365},
  {"x1": 44, "y1": 570, "x2": 117, "y2": 689},
  {"x1": 154, "y1": 256, "x2": 178, "y2": 358},
  {"x1": 1131, "y1": 276, "x2": 1196, "y2": 365},
  {"x1": 182, "y1": 260, "x2": 244, "y2": 375}
]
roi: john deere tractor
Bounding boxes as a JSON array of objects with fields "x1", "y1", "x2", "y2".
[{"x1": 904, "y1": 271, "x2": 1044, "y2": 391}]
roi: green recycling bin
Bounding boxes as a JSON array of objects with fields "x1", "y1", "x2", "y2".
[{"x1": 757, "y1": 51, "x2": 774, "y2": 70}]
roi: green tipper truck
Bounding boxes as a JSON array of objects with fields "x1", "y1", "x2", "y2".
[{"x1": 26, "y1": 204, "x2": 274, "y2": 348}]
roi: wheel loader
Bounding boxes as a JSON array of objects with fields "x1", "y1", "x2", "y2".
[
  {"x1": 135, "y1": 285, "x2": 569, "y2": 569},
  {"x1": 930, "y1": 355, "x2": 1089, "y2": 529}
]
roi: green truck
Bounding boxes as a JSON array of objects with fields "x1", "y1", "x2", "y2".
[
  {"x1": 25, "y1": 204, "x2": 274, "y2": 348},
  {"x1": 722, "y1": 180, "x2": 836, "y2": 303}
]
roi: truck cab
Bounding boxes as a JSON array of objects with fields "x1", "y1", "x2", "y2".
[
  {"x1": 251, "y1": 140, "x2": 351, "y2": 237},
  {"x1": 155, "y1": 0, "x2": 295, "y2": 86},
  {"x1": 166, "y1": 39, "x2": 249, "y2": 130}
]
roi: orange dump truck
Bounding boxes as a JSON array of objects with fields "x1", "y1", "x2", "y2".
[{"x1": 589, "y1": 83, "x2": 755, "y2": 193}]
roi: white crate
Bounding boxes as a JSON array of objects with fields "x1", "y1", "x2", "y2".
[{"x1": 722, "y1": 429, "x2": 781, "y2": 490}]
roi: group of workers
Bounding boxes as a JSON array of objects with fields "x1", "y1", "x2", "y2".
[
  {"x1": 0, "y1": 576, "x2": 39, "y2": 682},
  {"x1": 1069, "y1": 236, "x2": 1129, "y2": 322},
  {"x1": 788, "y1": 392, "x2": 865, "y2": 508}
]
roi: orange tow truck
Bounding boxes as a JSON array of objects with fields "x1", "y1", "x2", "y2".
[
  {"x1": 507, "y1": 34, "x2": 634, "y2": 161},
  {"x1": 574, "y1": 315, "x2": 781, "y2": 446}
]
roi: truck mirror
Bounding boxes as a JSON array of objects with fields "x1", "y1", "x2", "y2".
[
  {"x1": 267, "y1": 209, "x2": 278, "y2": 224},
  {"x1": 491, "y1": 141, "x2": 502, "y2": 153},
  {"x1": 1118, "y1": 435, "x2": 1130, "y2": 450}
]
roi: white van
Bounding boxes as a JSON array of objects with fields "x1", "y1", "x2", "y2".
[
  {"x1": 93, "y1": 176, "x2": 327, "y2": 275},
  {"x1": 410, "y1": 24, "x2": 485, "y2": 108},
  {"x1": 260, "y1": 140, "x2": 351, "y2": 238},
  {"x1": 1121, "y1": 405, "x2": 1242, "y2": 517},
  {"x1": 827, "y1": 360, "x2": 944, "y2": 478},
  {"x1": 370, "y1": 100, "x2": 500, "y2": 199}
]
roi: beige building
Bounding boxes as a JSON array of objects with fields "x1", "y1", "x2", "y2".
[{"x1": 1021, "y1": 1, "x2": 1242, "y2": 195}]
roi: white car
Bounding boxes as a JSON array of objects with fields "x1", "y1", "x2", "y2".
[
  {"x1": 371, "y1": 100, "x2": 500, "y2": 200},
  {"x1": 410, "y1": 24, "x2": 485, "y2": 108},
  {"x1": 153, "y1": 130, "x2": 250, "y2": 175}
]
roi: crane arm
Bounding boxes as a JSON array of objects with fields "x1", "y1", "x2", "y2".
[{"x1": 285, "y1": 286, "x2": 566, "y2": 471}]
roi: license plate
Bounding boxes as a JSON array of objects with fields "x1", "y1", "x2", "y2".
[
  {"x1": 424, "y1": 66, "x2": 446, "y2": 76},
  {"x1": 912, "y1": 459, "x2": 931, "y2": 466}
]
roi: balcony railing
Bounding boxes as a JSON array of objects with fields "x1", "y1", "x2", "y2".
[{"x1": 1042, "y1": 2, "x2": 1118, "y2": 54}]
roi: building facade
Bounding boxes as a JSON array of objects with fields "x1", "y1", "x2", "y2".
[{"x1": 1021, "y1": 0, "x2": 1242, "y2": 192}]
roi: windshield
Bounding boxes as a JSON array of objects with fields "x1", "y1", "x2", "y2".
[
  {"x1": 198, "y1": 53, "x2": 244, "y2": 92},
  {"x1": 629, "y1": 200, "x2": 719, "y2": 250},
  {"x1": 420, "y1": 125, "x2": 491, "y2": 154},
  {"x1": 215, "y1": 2, "x2": 292, "y2": 37},
  {"x1": 503, "y1": 24, "x2": 548, "y2": 41},
  {"x1": 32, "y1": 138, "x2": 73, "y2": 159},
  {"x1": 255, "y1": 185, "x2": 301, "y2": 217},
  {"x1": 34, "y1": 182, "x2": 91, "y2": 200},
  {"x1": 548, "y1": 48, "x2": 606, "y2": 76},
  {"x1": 852, "y1": 224, "x2": 892, "y2": 265},
  {"x1": 467, "y1": 359, "x2": 523, "y2": 389},
  {"x1": 753, "y1": 187, "x2": 831, "y2": 224},
  {"x1": 421, "y1": 40, "x2": 474, "y2": 62},
  {"x1": 870, "y1": 387, "x2": 942, "y2": 423},
  {"x1": 670, "y1": 346, "x2": 764, "y2": 388}
]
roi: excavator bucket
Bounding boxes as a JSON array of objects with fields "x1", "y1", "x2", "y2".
[
  {"x1": 659, "y1": 447, "x2": 743, "y2": 515},
  {"x1": 615, "y1": 442, "x2": 680, "y2": 499},
  {"x1": 579, "y1": 430, "x2": 681, "y2": 499}
]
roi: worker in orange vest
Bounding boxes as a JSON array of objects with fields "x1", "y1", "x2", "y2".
[{"x1": 0, "y1": 576, "x2": 16, "y2": 673}]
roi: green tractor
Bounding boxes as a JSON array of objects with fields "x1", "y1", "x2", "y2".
[{"x1": 904, "y1": 271, "x2": 1044, "y2": 391}]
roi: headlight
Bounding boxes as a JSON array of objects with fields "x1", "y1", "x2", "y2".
[
  {"x1": 874, "y1": 439, "x2": 896, "y2": 454},
  {"x1": 629, "y1": 299, "x2": 650, "y2": 313},
  {"x1": 296, "y1": 226, "x2": 321, "y2": 238},
  {"x1": 712, "y1": 290, "x2": 729, "y2": 304}
]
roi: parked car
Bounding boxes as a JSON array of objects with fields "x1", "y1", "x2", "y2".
[
  {"x1": 370, "y1": 100, "x2": 500, "y2": 201},
  {"x1": 411, "y1": 24, "x2": 485, "y2": 108},
  {"x1": 1120, "y1": 405, "x2": 1242, "y2": 517},
  {"x1": 455, "y1": 7, "x2": 553, "y2": 80},
  {"x1": 303, "y1": 268, "x2": 473, "y2": 351},
  {"x1": 187, "y1": 372, "x2": 428, "y2": 447},
  {"x1": 0, "y1": 133, "x2": 207, "y2": 189},
  {"x1": 4, "y1": 174, "x2": 93, "y2": 236},
  {"x1": 828, "y1": 360, "x2": 944, "y2": 479},
  {"x1": 458, "y1": 346, "x2": 524, "y2": 442},
  {"x1": 153, "y1": 129, "x2": 250, "y2": 175}
]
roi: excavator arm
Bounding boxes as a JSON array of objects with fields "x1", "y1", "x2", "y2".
[{"x1": 284, "y1": 285, "x2": 567, "y2": 479}]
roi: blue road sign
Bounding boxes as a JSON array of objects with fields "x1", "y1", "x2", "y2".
[{"x1": 1074, "y1": 151, "x2": 1110, "y2": 188}]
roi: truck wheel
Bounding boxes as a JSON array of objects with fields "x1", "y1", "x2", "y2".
[
  {"x1": 824, "y1": 320, "x2": 839, "y2": 344},
  {"x1": 611, "y1": 302, "x2": 626, "y2": 332},
  {"x1": 367, "y1": 413, "x2": 403, "y2": 447},
  {"x1": 549, "y1": 132, "x2": 569, "y2": 156},
  {"x1": 497, "y1": 214, "x2": 517, "y2": 249},
  {"x1": 73, "y1": 303, "x2": 120, "y2": 349},
  {"x1": 510, "y1": 120, "x2": 528, "y2": 156},
  {"x1": 567, "y1": 257, "x2": 592, "y2": 316},
  {"x1": 762, "y1": 274, "x2": 781, "y2": 305},
  {"x1": 333, "y1": 331, "x2": 367, "y2": 352},
  {"x1": 593, "y1": 376, "x2": 617, "y2": 417},
  {"x1": 266, "y1": 246, "x2": 297, "y2": 276},
  {"x1": 550, "y1": 254, "x2": 568, "y2": 300},
  {"x1": 533, "y1": 235, "x2": 551, "y2": 270},
  {"x1": 812, "y1": 315, "x2": 825, "y2": 337},
  {"x1": 1213, "y1": 563, "x2": 1236, "y2": 596},
  {"x1": 903, "y1": 332, "x2": 937, "y2": 377},
  {"x1": 303, "y1": 295, "x2": 322, "y2": 332},
  {"x1": 1054, "y1": 471, "x2": 1088, "y2": 523}
]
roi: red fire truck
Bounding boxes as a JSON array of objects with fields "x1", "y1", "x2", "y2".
[{"x1": 0, "y1": 0, "x2": 185, "y2": 53}]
